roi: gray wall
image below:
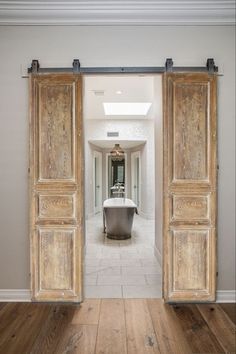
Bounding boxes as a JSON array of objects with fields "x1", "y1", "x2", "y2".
[{"x1": 0, "y1": 25, "x2": 235, "y2": 291}]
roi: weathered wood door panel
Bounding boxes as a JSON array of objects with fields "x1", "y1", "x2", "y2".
[
  {"x1": 163, "y1": 73, "x2": 217, "y2": 302},
  {"x1": 30, "y1": 74, "x2": 83, "y2": 302}
]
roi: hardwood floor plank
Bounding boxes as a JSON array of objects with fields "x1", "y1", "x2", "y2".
[
  {"x1": 0, "y1": 301, "x2": 235, "y2": 354},
  {"x1": 125, "y1": 299, "x2": 160, "y2": 354},
  {"x1": 30, "y1": 304, "x2": 77, "y2": 354},
  {"x1": 172, "y1": 304, "x2": 225, "y2": 353},
  {"x1": 0, "y1": 303, "x2": 40, "y2": 347},
  {"x1": 0, "y1": 303, "x2": 7, "y2": 312},
  {"x1": 197, "y1": 304, "x2": 236, "y2": 353},
  {"x1": 55, "y1": 324, "x2": 98, "y2": 354},
  {"x1": 0, "y1": 303, "x2": 51, "y2": 354},
  {"x1": 95, "y1": 299, "x2": 127, "y2": 354},
  {"x1": 72, "y1": 299, "x2": 101, "y2": 325},
  {"x1": 220, "y1": 303, "x2": 236, "y2": 325},
  {"x1": 147, "y1": 299, "x2": 192, "y2": 354},
  {"x1": 0, "y1": 303, "x2": 28, "y2": 339}
]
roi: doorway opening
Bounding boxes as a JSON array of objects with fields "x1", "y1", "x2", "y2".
[{"x1": 83, "y1": 74, "x2": 163, "y2": 298}]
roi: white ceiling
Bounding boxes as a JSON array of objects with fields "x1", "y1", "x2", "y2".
[
  {"x1": 0, "y1": 1, "x2": 235, "y2": 25},
  {"x1": 83, "y1": 75, "x2": 155, "y2": 120},
  {"x1": 89, "y1": 140, "x2": 146, "y2": 149}
]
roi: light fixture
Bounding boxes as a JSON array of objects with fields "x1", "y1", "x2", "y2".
[
  {"x1": 110, "y1": 143, "x2": 125, "y2": 161},
  {"x1": 116, "y1": 90, "x2": 122, "y2": 95},
  {"x1": 103, "y1": 102, "x2": 152, "y2": 116}
]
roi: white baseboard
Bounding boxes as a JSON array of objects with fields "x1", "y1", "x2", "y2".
[
  {"x1": 216, "y1": 290, "x2": 236, "y2": 303},
  {"x1": 0, "y1": 289, "x2": 235, "y2": 303},
  {"x1": 0, "y1": 289, "x2": 31, "y2": 302}
]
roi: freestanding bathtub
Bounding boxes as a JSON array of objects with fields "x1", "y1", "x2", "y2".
[{"x1": 103, "y1": 198, "x2": 138, "y2": 239}]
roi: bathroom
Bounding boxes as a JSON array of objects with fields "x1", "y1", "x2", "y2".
[{"x1": 83, "y1": 74, "x2": 163, "y2": 298}]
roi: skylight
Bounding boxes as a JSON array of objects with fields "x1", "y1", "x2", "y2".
[{"x1": 103, "y1": 102, "x2": 152, "y2": 116}]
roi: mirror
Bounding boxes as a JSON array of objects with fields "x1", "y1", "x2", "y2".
[{"x1": 108, "y1": 155, "x2": 125, "y2": 197}]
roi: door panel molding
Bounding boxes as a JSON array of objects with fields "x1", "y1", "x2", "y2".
[
  {"x1": 29, "y1": 73, "x2": 83, "y2": 302},
  {"x1": 163, "y1": 73, "x2": 217, "y2": 302},
  {"x1": 36, "y1": 191, "x2": 77, "y2": 224}
]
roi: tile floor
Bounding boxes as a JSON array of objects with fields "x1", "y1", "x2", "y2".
[{"x1": 84, "y1": 213, "x2": 162, "y2": 298}]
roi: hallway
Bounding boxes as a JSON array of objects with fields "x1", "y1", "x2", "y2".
[{"x1": 84, "y1": 213, "x2": 162, "y2": 298}]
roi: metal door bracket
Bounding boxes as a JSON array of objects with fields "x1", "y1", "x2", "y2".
[
  {"x1": 206, "y1": 58, "x2": 217, "y2": 73},
  {"x1": 73, "y1": 59, "x2": 80, "y2": 73},
  {"x1": 31, "y1": 60, "x2": 40, "y2": 73},
  {"x1": 165, "y1": 58, "x2": 174, "y2": 72}
]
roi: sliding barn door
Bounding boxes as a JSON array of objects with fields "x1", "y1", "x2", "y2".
[
  {"x1": 29, "y1": 74, "x2": 83, "y2": 302},
  {"x1": 163, "y1": 73, "x2": 217, "y2": 302}
]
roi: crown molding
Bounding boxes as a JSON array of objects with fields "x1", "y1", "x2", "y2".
[{"x1": 0, "y1": 1, "x2": 235, "y2": 25}]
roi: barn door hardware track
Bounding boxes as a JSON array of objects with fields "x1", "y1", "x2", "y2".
[{"x1": 28, "y1": 58, "x2": 218, "y2": 74}]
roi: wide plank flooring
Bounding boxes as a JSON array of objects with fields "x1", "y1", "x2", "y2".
[{"x1": 0, "y1": 300, "x2": 235, "y2": 354}]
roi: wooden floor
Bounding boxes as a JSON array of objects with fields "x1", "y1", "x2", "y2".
[{"x1": 0, "y1": 300, "x2": 235, "y2": 354}]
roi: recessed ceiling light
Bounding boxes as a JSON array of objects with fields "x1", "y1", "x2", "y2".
[
  {"x1": 103, "y1": 102, "x2": 152, "y2": 116},
  {"x1": 116, "y1": 90, "x2": 122, "y2": 95}
]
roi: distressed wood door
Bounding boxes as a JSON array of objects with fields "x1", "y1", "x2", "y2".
[
  {"x1": 163, "y1": 73, "x2": 217, "y2": 302},
  {"x1": 29, "y1": 74, "x2": 83, "y2": 302}
]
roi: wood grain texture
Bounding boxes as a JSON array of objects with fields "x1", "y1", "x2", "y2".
[
  {"x1": 125, "y1": 299, "x2": 159, "y2": 354},
  {"x1": 39, "y1": 228, "x2": 74, "y2": 291},
  {"x1": 0, "y1": 301, "x2": 235, "y2": 354},
  {"x1": 55, "y1": 324, "x2": 97, "y2": 354},
  {"x1": 39, "y1": 83, "x2": 74, "y2": 181},
  {"x1": 0, "y1": 303, "x2": 29, "y2": 347},
  {"x1": 0, "y1": 303, "x2": 36, "y2": 347},
  {"x1": 0, "y1": 303, "x2": 6, "y2": 312},
  {"x1": 38, "y1": 193, "x2": 75, "y2": 220},
  {"x1": 147, "y1": 299, "x2": 191, "y2": 354},
  {"x1": 220, "y1": 303, "x2": 236, "y2": 325},
  {"x1": 172, "y1": 229, "x2": 208, "y2": 291},
  {"x1": 163, "y1": 73, "x2": 217, "y2": 302},
  {"x1": 172, "y1": 304, "x2": 224, "y2": 353},
  {"x1": 173, "y1": 82, "x2": 208, "y2": 181},
  {"x1": 172, "y1": 194, "x2": 209, "y2": 221},
  {"x1": 72, "y1": 299, "x2": 101, "y2": 325},
  {"x1": 197, "y1": 304, "x2": 236, "y2": 353},
  {"x1": 95, "y1": 299, "x2": 127, "y2": 354},
  {"x1": 0, "y1": 303, "x2": 51, "y2": 354},
  {"x1": 29, "y1": 305, "x2": 76, "y2": 354},
  {"x1": 29, "y1": 73, "x2": 83, "y2": 302}
]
